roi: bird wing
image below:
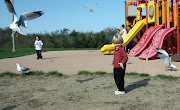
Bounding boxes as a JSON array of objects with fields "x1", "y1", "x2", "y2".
[
  {"x1": 91, "y1": 4, "x2": 97, "y2": 9},
  {"x1": 157, "y1": 48, "x2": 171, "y2": 67},
  {"x1": 82, "y1": 5, "x2": 90, "y2": 9},
  {"x1": 5, "y1": 0, "x2": 18, "y2": 23},
  {"x1": 4, "y1": 0, "x2": 16, "y2": 15},
  {"x1": 19, "y1": 11, "x2": 44, "y2": 28},
  {"x1": 12, "y1": 13, "x2": 18, "y2": 23},
  {"x1": 20, "y1": 67, "x2": 30, "y2": 71}
]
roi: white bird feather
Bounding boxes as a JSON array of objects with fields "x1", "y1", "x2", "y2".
[
  {"x1": 156, "y1": 47, "x2": 176, "y2": 69},
  {"x1": 5, "y1": 0, "x2": 44, "y2": 36},
  {"x1": 16, "y1": 63, "x2": 31, "y2": 72},
  {"x1": 82, "y1": 4, "x2": 97, "y2": 12}
]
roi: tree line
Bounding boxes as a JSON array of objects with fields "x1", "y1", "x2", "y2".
[{"x1": 0, "y1": 27, "x2": 117, "y2": 48}]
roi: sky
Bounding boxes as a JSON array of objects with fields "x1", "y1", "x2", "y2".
[{"x1": 0, "y1": 0, "x2": 125, "y2": 33}]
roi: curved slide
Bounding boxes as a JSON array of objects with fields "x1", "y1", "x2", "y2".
[
  {"x1": 101, "y1": 19, "x2": 146, "y2": 54},
  {"x1": 139, "y1": 28, "x2": 175, "y2": 59},
  {"x1": 101, "y1": 44, "x2": 115, "y2": 54},
  {"x1": 122, "y1": 19, "x2": 146, "y2": 47},
  {"x1": 128, "y1": 25, "x2": 163, "y2": 57}
]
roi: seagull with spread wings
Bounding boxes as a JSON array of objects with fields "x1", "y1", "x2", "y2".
[
  {"x1": 156, "y1": 47, "x2": 176, "y2": 69},
  {"x1": 82, "y1": 4, "x2": 97, "y2": 12},
  {"x1": 4, "y1": 0, "x2": 44, "y2": 36}
]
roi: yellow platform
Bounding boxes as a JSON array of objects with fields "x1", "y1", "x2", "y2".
[{"x1": 101, "y1": 19, "x2": 146, "y2": 54}]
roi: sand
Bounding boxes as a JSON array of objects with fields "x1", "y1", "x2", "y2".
[
  {"x1": 0, "y1": 50, "x2": 180, "y2": 110},
  {"x1": 0, "y1": 50, "x2": 179, "y2": 76},
  {"x1": 0, "y1": 75, "x2": 180, "y2": 110}
]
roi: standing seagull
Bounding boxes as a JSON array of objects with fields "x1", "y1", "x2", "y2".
[
  {"x1": 5, "y1": 0, "x2": 44, "y2": 36},
  {"x1": 156, "y1": 47, "x2": 176, "y2": 69},
  {"x1": 16, "y1": 63, "x2": 31, "y2": 72},
  {"x1": 82, "y1": 4, "x2": 97, "y2": 12}
]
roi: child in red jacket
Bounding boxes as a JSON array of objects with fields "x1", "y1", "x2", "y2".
[{"x1": 112, "y1": 34, "x2": 128, "y2": 95}]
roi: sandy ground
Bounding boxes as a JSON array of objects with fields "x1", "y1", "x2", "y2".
[
  {"x1": 0, "y1": 75, "x2": 180, "y2": 110},
  {"x1": 0, "y1": 50, "x2": 179, "y2": 76}
]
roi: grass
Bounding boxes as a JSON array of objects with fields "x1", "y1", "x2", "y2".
[
  {"x1": 0, "y1": 71, "x2": 63, "y2": 77},
  {"x1": 22, "y1": 71, "x2": 44, "y2": 76},
  {"x1": 0, "y1": 70, "x2": 179, "y2": 80},
  {"x1": 46, "y1": 71, "x2": 63, "y2": 77},
  {"x1": 78, "y1": 70, "x2": 109, "y2": 75},
  {"x1": 155, "y1": 74, "x2": 180, "y2": 80},
  {"x1": 0, "y1": 47, "x2": 99, "y2": 59},
  {"x1": 126, "y1": 72, "x2": 139, "y2": 76},
  {"x1": 0, "y1": 72, "x2": 20, "y2": 77},
  {"x1": 78, "y1": 71, "x2": 149, "y2": 77}
]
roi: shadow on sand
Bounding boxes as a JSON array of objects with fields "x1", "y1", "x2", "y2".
[
  {"x1": 76, "y1": 78, "x2": 94, "y2": 84},
  {"x1": 0, "y1": 105, "x2": 18, "y2": 110},
  {"x1": 125, "y1": 78, "x2": 150, "y2": 93}
]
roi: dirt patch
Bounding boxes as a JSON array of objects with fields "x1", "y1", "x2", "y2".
[{"x1": 0, "y1": 75, "x2": 180, "y2": 110}]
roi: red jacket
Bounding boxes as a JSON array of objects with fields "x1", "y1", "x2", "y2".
[{"x1": 113, "y1": 46, "x2": 128, "y2": 68}]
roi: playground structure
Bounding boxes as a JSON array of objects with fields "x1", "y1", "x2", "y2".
[{"x1": 101, "y1": 0, "x2": 180, "y2": 60}]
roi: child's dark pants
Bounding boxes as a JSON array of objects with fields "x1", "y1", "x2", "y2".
[
  {"x1": 114, "y1": 66, "x2": 126, "y2": 91},
  {"x1": 36, "y1": 50, "x2": 42, "y2": 59}
]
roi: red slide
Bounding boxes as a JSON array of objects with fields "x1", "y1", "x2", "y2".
[
  {"x1": 129, "y1": 25, "x2": 163, "y2": 57},
  {"x1": 139, "y1": 28, "x2": 175, "y2": 59}
]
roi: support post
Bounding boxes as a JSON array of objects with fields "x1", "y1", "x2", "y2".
[
  {"x1": 171, "y1": 0, "x2": 174, "y2": 25},
  {"x1": 155, "y1": 0, "x2": 157, "y2": 25},
  {"x1": 146, "y1": 0, "x2": 148, "y2": 30},
  {"x1": 176, "y1": 0, "x2": 180, "y2": 54},
  {"x1": 164, "y1": 0, "x2": 167, "y2": 28},
  {"x1": 125, "y1": 0, "x2": 127, "y2": 30},
  {"x1": 12, "y1": 0, "x2": 15, "y2": 52}
]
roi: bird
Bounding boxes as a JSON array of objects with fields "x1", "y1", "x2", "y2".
[
  {"x1": 16, "y1": 63, "x2": 31, "y2": 72},
  {"x1": 4, "y1": 0, "x2": 44, "y2": 36},
  {"x1": 82, "y1": 4, "x2": 97, "y2": 12},
  {"x1": 156, "y1": 47, "x2": 176, "y2": 69}
]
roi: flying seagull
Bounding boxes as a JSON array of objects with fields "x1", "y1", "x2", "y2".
[
  {"x1": 156, "y1": 47, "x2": 176, "y2": 69},
  {"x1": 82, "y1": 4, "x2": 97, "y2": 12},
  {"x1": 5, "y1": 0, "x2": 44, "y2": 36},
  {"x1": 16, "y1": 63, "x2": 31, "y2": 72}
]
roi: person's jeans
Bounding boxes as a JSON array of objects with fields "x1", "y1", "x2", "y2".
[
  {"x1": 36, "y1": 50, "x2": 42, "y2": 59},
  {"x1": 113, "y1": 66, "x2": 126, "y2": 91}
]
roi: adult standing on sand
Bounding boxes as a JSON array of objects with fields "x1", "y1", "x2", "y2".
[
  {"x1": 119, "y1": 24, "x2": 127, "y2": 39},
  {"x1": 34, "y1": 35, "x2": 43, "y2": 60}
]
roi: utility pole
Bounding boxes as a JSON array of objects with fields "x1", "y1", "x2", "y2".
[{"x1": 12, "y1": 0, "x2": 16, "y2": 52}]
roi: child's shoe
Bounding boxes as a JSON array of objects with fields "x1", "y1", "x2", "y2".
[{"x1": 115, "y1": 90, "x2": 125, "y2": 95}]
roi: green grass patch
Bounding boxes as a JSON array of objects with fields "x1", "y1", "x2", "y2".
[
  {"x1": 0, "y1": 47, "x2": 99, "y2": 59},
  {"x1": 23, "y1": 71, "x2": 44, "y2": 76},
  {"x1": 126, "y1": 72, "x2": 139, "y2": 76},
  {"x1": 0, "y1": 72, "x2": 20, "y2": 77},
  {"x1": 0, "y1": 71, "x2": 64, "y2": 77},
  {"x1": 78, "y1": 70, "x2": 92, "y2": 75},
  {"x1": 139, "y1": 73, "x2": 150, "y2": 77},
  {"x1": 126, "y1": 72, "x2": 149, "y2": 77},
  {"x1": 155, "y1": 74, "x2": 180, "y2": 80},
  {"x1": 46, "y1": 71, "x2": 63, "y2": 77}
]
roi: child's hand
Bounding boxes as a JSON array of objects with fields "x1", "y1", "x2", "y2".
[{"x1": 119, "y1": 63, "x2": 124, "y2": 69}]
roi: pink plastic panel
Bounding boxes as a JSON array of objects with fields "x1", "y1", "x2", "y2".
[
  {"x1": 139, "y1": 28, "x2": 175, "y2": 59},
  {"x1": 129, "y1": 25, "x2": 163, "y2": 57}
]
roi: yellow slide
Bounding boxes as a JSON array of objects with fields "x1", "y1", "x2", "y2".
[
  {"x1": 101, "y1": 19, "x2": 146, "y2": 54},
  {"x1": 122, "y1": 19, "x2": 146, "y2": 47}
]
